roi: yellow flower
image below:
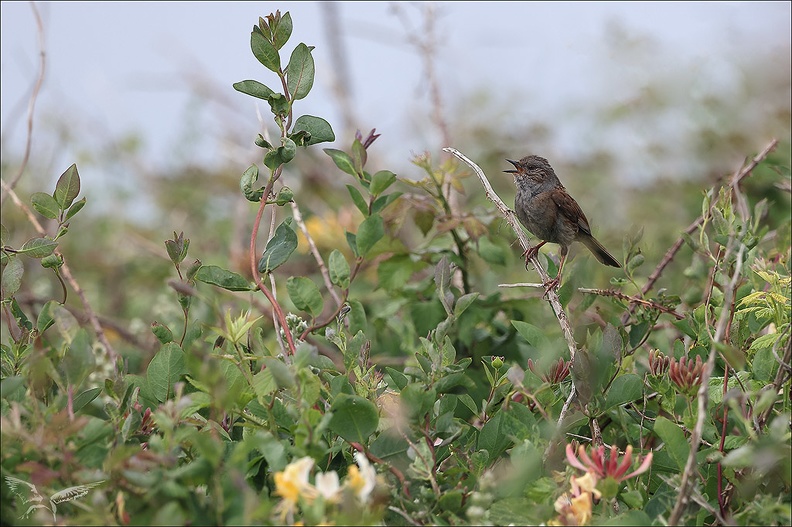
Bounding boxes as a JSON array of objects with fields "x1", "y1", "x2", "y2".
[
  {"x1": 553, "y1": 490, "x2": 593, "y2": 526},
  {"x1": 571, "y1": 472, "x2": 601, "y2": 501},
  {"x1": 275, "y1": 456, "x2": 315, "y2": 505},
  {"x1": 346, "y1": 453, "x2": 376, "y2": 503}
]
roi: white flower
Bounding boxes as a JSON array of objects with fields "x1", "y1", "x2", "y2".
[
  {"x1": 315, "y1": 471, "x2": 340, "y2": 500},
  {"x1": 347, "y1": 452, "x2": 377, "y2": 503}
]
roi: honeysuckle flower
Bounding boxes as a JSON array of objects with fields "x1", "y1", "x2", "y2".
[
  {"x1": 528, "y1": 357, "x2": 571, "y2": 384},
  {"x1": 570, "y1": 472, "x2": 601, "y2": 501},
  {"x1": 347, "y1": 452, "x2": 376, "y2": 503},
  {"x1": 566, "y1": 443, "x2": 653, "y2": 486},
  {"x1": 552, "y1": 489, "x2": 594, "y2": 526},
  {"x1": 274, "y1": 457, "x2": 315, "y2": 505},
  {"x1": 669, "y1": 355, "x2": 705, "y2": 395},
  {"x1": 315, "y1": 470, "x2": 340, "y2": 501},
  {"x1": 648, "y1": 349, "x2": 670, "y2": 376}
]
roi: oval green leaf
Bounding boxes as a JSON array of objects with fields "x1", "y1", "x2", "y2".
[
  {"x1": 233, "y1": 80, "x2": 276, "y2": 100},
  {"x1": 328, "y1": 393, "x2": 379, "y2": 444},
  {"x1": 19, "y1": 237, "x2": 58, "y2": 258},
  {"x1": 292, "y1": 115, "x2": 335, "y2": 146},
  {"x1": 286, "y1": 276, "x2": 324, "y2": 318},
  {"x1": 31, "y1": 192, "x2": 60, "y2": 219},
  {"x1": 251, "y1": 30, "x2": 280, "y2": 72},
  {"x1": 356, "y1": 214, "x2": 384, "y2": 257},
  {"x1": 146, "y1": 342, "x2": 187, "y2": 403},
  {"x1": 258, "y1": 220, "x2": 298, "y2": 273},
  {"x1": 328, "y1": 249, "x2": 350, "y2": 289},
  {"x1": 324, "y1": 148, "x2": 357, "y2": 176},
  {"x1": 286, "y1": 43, "x2": 315, "y2": 100},
  {"x1": 54, "y1": 164, "x2": 80, "y2": 209},
  {"x1": 195, "y1": 265, "x2": 254, "y2": 291}
]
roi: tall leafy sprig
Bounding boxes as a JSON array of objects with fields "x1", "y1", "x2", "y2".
[{"x1": 233, "y1": 11, "x2": 335, "y2": 355}]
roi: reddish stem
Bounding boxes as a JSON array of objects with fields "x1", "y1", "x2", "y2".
[{"x1": 250, "y1": 178, "x2": 297, "y2": 355}]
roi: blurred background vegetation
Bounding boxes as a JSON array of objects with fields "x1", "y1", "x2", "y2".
[{"x1": 1, "y1": 2, "x2": 790, "y2": 370}]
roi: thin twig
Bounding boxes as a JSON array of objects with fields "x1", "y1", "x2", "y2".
[
  {"x1": 1, "y1": 1, "x2": 46, "y2": 206},
  {"x1": 669, "y1": 241, "x2": 745, "y2": 525},
  {"x1": 290, "y1": 201, "x2": 343, "y2": 307},
  {"x1": 444, "y1": 147, "x2": 579, "y2": 425},
  {"x1": 579, "y1": 288, "x2": 684, "y2": 320},
  {"x1": 621, "y1": 139, "x2": 778, "y2": 325}
]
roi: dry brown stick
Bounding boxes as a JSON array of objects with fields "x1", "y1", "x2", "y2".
[
  {"x1": 669, "y1": 240, "x2": 745, "y2": 525},
  {"x1": 443, "y1": 147, "x2": 580, "y2": 424},
  {"x1": 579, "y1": 288, "x2": 684, "y2": 320},
  {"x1": 621, "y1": 139, "x2": 779, "y2": 326},
  {"x1": 290, "y1": 201, "x2": 343, "y2": 308},
  {"x1": 0, "y1": 2, "x2": 46, "y2": 206}
]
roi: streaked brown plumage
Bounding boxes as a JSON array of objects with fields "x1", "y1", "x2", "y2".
[{"x1": 505, "y1": 155, "x2": 620, "y2": 292}]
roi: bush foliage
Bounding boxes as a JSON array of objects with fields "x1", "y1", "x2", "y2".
[{"x1": 1, "y1": 10, "x2": 790, "y2": 526}]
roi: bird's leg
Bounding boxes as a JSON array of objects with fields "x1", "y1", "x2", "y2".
[
  {"x1": 543, "y1": 249, "x2": 567, "y2": 297},
  {"x1": 522, "y1": 241, "x2": 547, "y2": 268}
]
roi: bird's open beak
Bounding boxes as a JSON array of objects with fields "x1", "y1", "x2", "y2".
[{"x1": 504, "y1": 159, "x2": 519, "y2": 174}]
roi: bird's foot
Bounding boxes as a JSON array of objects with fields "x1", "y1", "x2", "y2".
[
  {"x1": 522, "y1": 245, "x2": 541, "y2": 268},
  {"x1": 542, "y1": 275, "x2": 561, "y2": 298}
]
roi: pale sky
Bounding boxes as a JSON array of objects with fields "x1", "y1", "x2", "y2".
[{"x1": 1, "y1": 2, "x2": 790, "y2": 189}]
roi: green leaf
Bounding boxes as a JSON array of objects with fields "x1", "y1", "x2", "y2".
[
  {"x1": 147, "y1": 342, "x2": 187, "y2": 402},
  {"x1": 654, "y1": 416, "x2": 690, "y2": 471},
  {"x1": 351, "y1": 139, "x2": 366, "y2": 176},
  {"x1": 272, "y1": 12, "x2": 292, "y2": 50},
  {"x1": 264, "y1": 137, "x2": 297, "y2": 170},
  {"x1": 31, "y1": 192, "x2": 60, "y2": 219},
  {"x1": 73, "y1": 387, "x2": 102, "y2": 413},
  {"x1": 328, "y1": 250, "x2": 350, "y2": 289},
  {"x1": 345, "y1": 231, "x2": 358, "y2": 257},
  {"x1": 603, "y1": 374, "x2": 643, "y2": 411},
  {"x1": 356, "y1": 214, "x2": 384, "y2": 257},
  {"x1": 328, "y1": 393, "x2": 379, "y2": 444},
  {"x1": 324, "y1": 148, "x2": 357, "y2": 176},
  {"x1": 478, "y1": 412, "x2": 511, "y2": 459},
  {"x1": 454, "y1": 292, "x2": 480, "y2": 317},
  {"x1": 251, "y1": 30, "x2": 280, "y2": 72},
  {"x1": 233, "y1": 80, "x2": 276, "y2": 100},
  {"x1": 346, "y1": 185, "x2": 369, "y2": 216},
  {"x1": 61, "y1": 328, "x2": 95, "y2": 389},
  {"x1": 258, "y1": 219, "x2": 298, "y2": 273},
  {"x1": 54, "y1": 164, "x2": 80, "y2": 209},
  {"x1": 286, "y1": 43, "x2": 315, "y2": 100},
  {"x1": 195, "y1": 265, "x2": 253, "y2": 291},
  {"x1": 292, "y1": 115, "x2": 335, "y2": 146},
  {"x1": 371, "y1": 192, "x2": 402, "y2": 214},
  {"x1": 435, "y1": 255, "x2": 455, "y2": 315},
  {"x1": 400, "y1": 383, "x2": 436, "y2": 421},
  {"x1": 287, "y1": 276, "x2": 324, "y2": 318},
  {"x1": 384, "y1": 367, "x2": 409, "y2": 390},
  {"x1": 478, "y1": 236, "x2": 507, "y2": 266},
  {"x1": 378, "y1": 254, "x2": 416, "y2": 291},
  {"x1": 36, "y1": 300, "x2": 58, "y2": 334},
  {"x1": 19, "y1": 237, "x2": 58, "y2": 258},
  {"x1": 65, "y1": 197, "x2": 86, "y2": 221},
  {"x1": 370, "y1": 170, "x2": 397, "y2": 195},
  {"x1": 240, "y1": 164, "x2": 264, "y2": 202},
  {"x1": 1, "y1": 256, "x2": 23, "y2": 295},
  {"x1": 511, "y1": 321, "x2": 550, "y2": 349}
]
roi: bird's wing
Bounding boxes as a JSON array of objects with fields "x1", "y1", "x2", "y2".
[
  {"x1": 49, "y1": 480, "x2": 105, "y2": 504},
  {"x1": 4, "y1": 476, "x2": 40, "y2": 503},
  {"x1": 550, "y1": 188, "x2": 592, "y2": 235}
]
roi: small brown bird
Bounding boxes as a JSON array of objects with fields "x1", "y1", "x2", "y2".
[{"x1": 505, "y1": 155, "x2": 620, "y2": 292}]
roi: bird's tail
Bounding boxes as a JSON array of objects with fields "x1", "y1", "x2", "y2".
[{"x1": 581, "y1": 235, "x2": 621, "y2": 268}]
